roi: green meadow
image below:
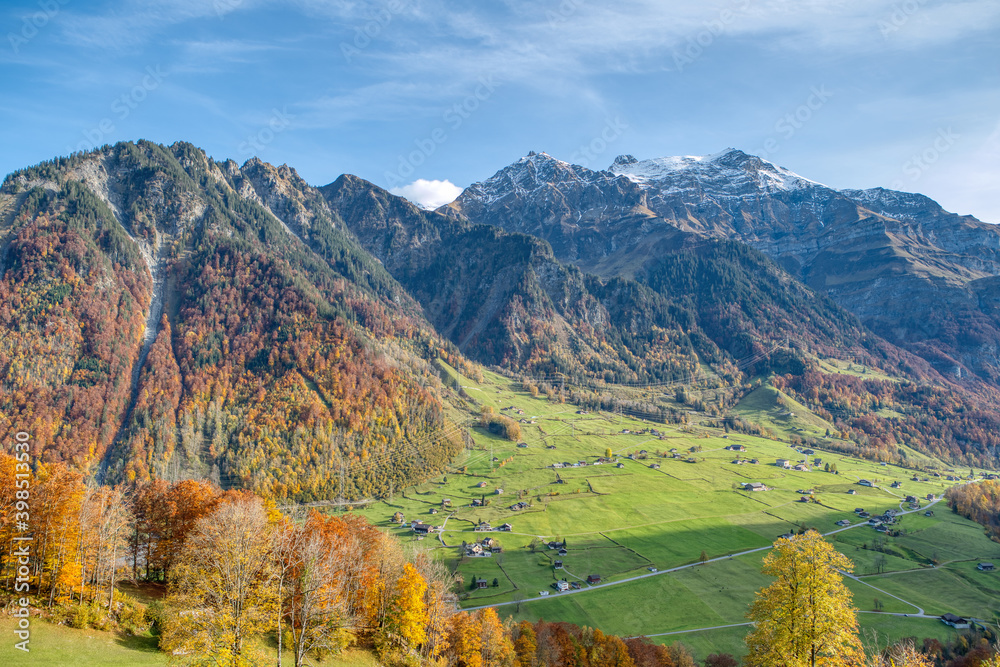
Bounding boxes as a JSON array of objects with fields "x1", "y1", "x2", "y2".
[{"x1": 355, "y1": 365, "x2": 1000, "y2": 660}]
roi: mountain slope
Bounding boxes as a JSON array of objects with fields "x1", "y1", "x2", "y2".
[
  {"x1": 323, "y1": 174, "x2": 706, "y2": 385},
  {"x1": 444, "y1": 150, "x2": 1000, "y2": 385},
  {"x1": 0, "y1": 142, "x2": 460, "y2": 500}
]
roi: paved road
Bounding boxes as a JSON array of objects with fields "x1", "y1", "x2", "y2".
[
  {"x1": 843, "y1": 572, "x2": 924, "y2": 615},
  {"x1": 463, "y1": 495, "x2": 944, "y2": 612}
]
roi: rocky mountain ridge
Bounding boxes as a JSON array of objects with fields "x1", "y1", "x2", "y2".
[{"x1": 443, "y1": 149, "x2": 1000, "y2": 384}]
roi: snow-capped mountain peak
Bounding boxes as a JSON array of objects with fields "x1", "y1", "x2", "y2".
[{"x1": 608, "y1": 149, "x2": 825, "y2": 194}]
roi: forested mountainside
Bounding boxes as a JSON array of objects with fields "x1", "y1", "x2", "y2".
[
  {"x1": 325, "y1": 174, "x2": 909, "y2": 383},
  {"x1": 325, "y1": 173, "x2": 1000, "y2": 467},
  {"x1": 2, "y1": 141, "x2": 998, "y2": 500},
  {"x1": 444, "y1": 150, "x2": 1000, "y2": 386},
  {"x1": 0, "y1": 141, "x2": 461, "y2": 501}
]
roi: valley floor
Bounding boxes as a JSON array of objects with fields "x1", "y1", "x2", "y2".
[{"x1": 355, "y1": 365, "x2": 1000, "y2": 660}]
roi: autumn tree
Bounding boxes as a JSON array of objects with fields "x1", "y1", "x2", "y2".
[
  {"x1": 745, "y1": 530, "x2": 864, "y2": 667},
  {"x1": 865, "y1": 640, "x2": 932, "y2": 667},
  {"x1": 161, "y1": 496, "x2": 278, "y2": 667},
  {"x1": 278, "y1": 515, "x2": 356, "y2": 667},
  {"x1": 479, "y1": 607, "x2": 514, "y2": 667},
  {"x1": 384, "y1": 562, "x2": 428, "y2": 650},
  {"x1": 449, "y1": 611, "x2": 484, "y2": 667},
  {"x1": 513, "y1": 620, "x2": 537, "y2": 667},
  {"x1": 591, "y1": 629, "x2": 635, "y2": 667}
]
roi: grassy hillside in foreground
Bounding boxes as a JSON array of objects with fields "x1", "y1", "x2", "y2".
[
  {"x1": 350, "y1": 364, "x2": 999, "y2": 661},
  {"x1": 0, "y1": 617, "x2": 381, "y2": 667}
]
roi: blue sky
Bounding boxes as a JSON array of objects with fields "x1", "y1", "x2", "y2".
[{"x1": 2, "y1": 0, "x2": 998, "y2": 219}]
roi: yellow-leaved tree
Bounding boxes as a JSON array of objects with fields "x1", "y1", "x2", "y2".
[
  {"x1": 386, "y1": 562, "x2": 428, "y2": 649},
  {"x1": 744, "y1": 530, "x2": 864, "y2": 667},
  {"x1": 161, "y1": 496, "x2": 278, "y2": 667}
]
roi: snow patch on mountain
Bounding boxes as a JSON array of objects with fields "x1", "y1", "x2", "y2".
[{"x1": 608, "y1": 148, "x2": 826, "y2": 195}]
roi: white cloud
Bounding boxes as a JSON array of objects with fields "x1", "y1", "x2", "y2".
[{"x1": 390, "y1": 179, "x2": 463, "y2": 209}]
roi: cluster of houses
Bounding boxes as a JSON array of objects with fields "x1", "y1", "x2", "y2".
[
  {"x1": 550, "y1": 460, "x2": 594, "y2": 469},
  {"x1": 392, "y1": 512, "x2": 442, "y2": 536},
  {"x1": 550, "y1": 575, "x2": 600, "y2": 592},
  {"x1": 463, "y1": 536, "x2": 502, "y2": 557},
  {"x1": 499, "y1": 405, "x2": 536, "y2": 424},
  {"x1": 552, "y1": 580, "x2": 582, "y2": 592},
  {"x1": 474, "y1": 521, "x2": 513, "y2": 532},
  {"x1": 859, "y1": 507, "x2": 899, "y2": 532},
  {"x1": 775, "y1": 458, "x2": 810, "y2": 472},
  {"x1": 619, "y1": 428, "x2": 660, "y2": 437}
]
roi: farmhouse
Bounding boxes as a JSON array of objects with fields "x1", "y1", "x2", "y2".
[
  {"x1": 978, "y1": 562, "x2": 995, "y2": 571},
  {"x1": 464, "y1": 543, "x2": 488, "y2": 557},
  {"x1": 392, "y1": 511, "x2": 404, "y2": 523},
  {"x1": 477, "y1": 481, "x2": 488, "y2": 488},
  {"x1": 471, "y1": 499, "x2": 483, "y2": 507},
  {"x1": 926, "y1": 493, "x2": 935, "y2": 500},
  {"x1": 547, "y1": 541, "x2": 565, "y2": 550},
  {"x1": 802, "y1": 449, "x2": 815, "y2": 455},
  {"x1": 554, "y1": 580, "x2": 570, "y2": 591},
  {"x1": 558, "y1": 548, "x2": 568, "y2": 556},
  {"x1": 430, "y1": 508, "x2": 438, "y2": 514},
  {"x1": 793, "y1": 464, "x2": 810, "y2": 472},
  {"x1": 616, "y1": 462, "x2": 625, "y2": 468},
  {"x1": 441, "y1": 498, "x2": 451, "y2": 507},
  {"x1": 496, "y1": 488, "x2": 504, "y2": 495},
  {"x1": 775, "y1": 459, "x2": 792, "y2": 468},
  {"x1": 475, "y1": 578, "x2": 489, "y2": 590},
  {"x1": 744, "y1": 482, "x2": 767, "y2": 492},
  {"x1": 587, "y1": 574, "x2": 602, "y2": 584},
  {"x1": 847, "y1": 489, "x2": 857, "y2": 495},
  {"x1": 554, "y1": 560, "x2": 563, "y2": 569},
  {"x1": 474, "y1": 522, "x2": 492, "y2": 532},
  {"x1": 732, "y1": 459, "x2": 744, "y2": 465},
  {"x1": 412, "y1": 522, "x2": 433, "y2": 534},
  {"x1": 725, "y1": 444, "x2": 746, "y2": 452},
  {"x1": 854, "y1": 508, "x2": 865, "y2": 513},
  {"x1": 858, "y1": 479, "x2": 875, "y2": 487},
  {"x1": 749, "y1": 459, "x2": 760, "y2": 464},
  {"x1": 836, "y1": 520, "x2": 851, "y2": 526},
  {"x1": 940, "y1": 613, "x2": 970, "y2": 629},
  {"x1": 498, "y1": 523, "x2": 513, "y2": 531},
  {"x1": 905, "y1": 495, "x2": 917, "y2": 503},
  {"x1": 890, "y1": 481, "x2": 902, "y2": 489},
  {"x1": 649, "y1": 463, "x2": 660, "y2": 470},
  {"x1": 510, "y1": 502, "x2": 529, "y2": 511}
]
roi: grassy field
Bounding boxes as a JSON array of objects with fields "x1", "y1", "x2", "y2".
[
  {"x1": 350, "y1": 364, "x2": 998, "y2": 660},
  {"x1": 0, "y1": 618, "x2": 166, "y2": 666},
  {"x1": 0, "y1": 617, "x2": 382, "y2": 667}
]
